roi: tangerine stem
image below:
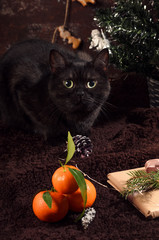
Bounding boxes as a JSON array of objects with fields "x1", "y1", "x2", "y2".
[
  {"x1": 58, "y1": 160, "x2": 66, "y2": 171},
  {"x1": 50, "y1": 186, "x2": 57, "y2": 192},
  {"x1": 75, "y1": 209, "x2": 85, "y2": 222}
]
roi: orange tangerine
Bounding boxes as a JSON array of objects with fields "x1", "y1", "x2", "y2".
[
  {"x1": 32, "y1": 191, "x2": 69, "y2": 222},
  {"x1": 52, "y1": 165, "x2": 79, "y2": 194},
  {"x1": 67, "y1": 178, "x2": 96, "y2": 212}
]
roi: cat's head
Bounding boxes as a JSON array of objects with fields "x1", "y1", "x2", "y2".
[{"x1": 48, "y1": 48, "x2": 110, "y2": 120}]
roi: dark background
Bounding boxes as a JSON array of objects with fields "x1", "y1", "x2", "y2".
[{"x1": 0, "y1": 0, "x2": 112, "y2": 55}]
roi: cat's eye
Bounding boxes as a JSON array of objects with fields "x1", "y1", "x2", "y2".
[
  {"x1": 63, "y1": 80, "x2": 74, "y2": 89},
  {"x1": 87, "y1": 80, "x2": 97, "y2": 89}
]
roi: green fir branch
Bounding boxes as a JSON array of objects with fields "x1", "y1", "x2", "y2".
[
  {"x1": 95, "y1": 0, "x2": 159, "y2": 77},
  {"x1": 122, "y1": 170, "x2": 159, "y2": 199}
]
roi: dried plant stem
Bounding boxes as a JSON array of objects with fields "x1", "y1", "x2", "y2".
[{"x1": 75, "y1": 164, "x2": 108, "y2": 189}]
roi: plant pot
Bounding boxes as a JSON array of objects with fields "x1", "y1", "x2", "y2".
[{"x1": 147, "y1": 77, "x2": 159, "y2": 108}]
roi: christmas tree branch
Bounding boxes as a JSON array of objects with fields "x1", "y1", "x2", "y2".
[
  {"x1": 122, "y1": 170, "x2": 159, "y2": 199},
  {"x1": 95, "y1": 0, "x2": 159, "y2": 77}
]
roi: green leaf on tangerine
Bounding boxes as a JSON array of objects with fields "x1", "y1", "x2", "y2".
[
  {"x1": 68, "y1": 168, "x2": 87, "y2": 221},
  {"x1": 43, "y1": 191, "x2": 52, "y2": 209},
  {"x1": 65, "y1": 131, "x2": 76, "y2": 165},
  {"x1": 68, "y1": 168, "x2": 87, "y2": 208}
]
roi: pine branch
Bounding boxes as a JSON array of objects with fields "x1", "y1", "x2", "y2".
[{"x1": 122, "y1": 170, "x2": 159, "y2": 199}]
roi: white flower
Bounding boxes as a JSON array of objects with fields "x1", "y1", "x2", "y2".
[
  {"x1": 81, "y1": 207, "x2": 96, "y2": 230},
  {"x1": 89, "y1": 29, "x2": 111, "y2": 52}
]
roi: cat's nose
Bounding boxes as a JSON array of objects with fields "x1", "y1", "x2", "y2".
[{"x1": 77, "y1": 90, "x2": 84, "y2": 97}]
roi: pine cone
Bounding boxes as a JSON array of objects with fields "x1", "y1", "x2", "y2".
[{"x1": 73, "y1": 135, "x2": 93, "y2": 158}]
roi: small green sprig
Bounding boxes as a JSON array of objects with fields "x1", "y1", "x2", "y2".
[{"x1": 122, "y1": 170, "x2": 159, "y2": 199}]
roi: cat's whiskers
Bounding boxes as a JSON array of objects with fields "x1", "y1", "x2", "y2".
[{"x1": 86, "y1": 96, "x2": 118, "y2": 121}]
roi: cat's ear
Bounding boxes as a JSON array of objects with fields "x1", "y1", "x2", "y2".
[
  {"x1": 49, "y1": 49, "x2": 66, "y2": 72},
  {"x1": 93, "y1": 48, "x2": 109, "y2": 71}
]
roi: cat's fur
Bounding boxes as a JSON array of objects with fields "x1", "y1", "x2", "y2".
[{"x1": 0, "y1": 39, "x2": 110, "y2": 142}]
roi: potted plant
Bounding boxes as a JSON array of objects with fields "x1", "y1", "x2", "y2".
[{"x1": 94, "y1": 0, "x2": 159, "y2": 107}]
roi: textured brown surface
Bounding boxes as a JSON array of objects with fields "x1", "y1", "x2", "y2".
[{"x1": 1, "y1": 108, "x2": 159, "y2": 240}]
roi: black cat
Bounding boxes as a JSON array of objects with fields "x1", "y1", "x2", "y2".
[{"x1": 0, "y1": 39, "x2": 110, "y2": 142}]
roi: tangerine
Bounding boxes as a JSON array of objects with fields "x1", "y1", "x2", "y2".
[
  {"x1": 52, "y1": 165, "x2": 79, "y2": 194},
  {"x1": 32, "y1": 191, "x2": 69, "y2": 222},
  {"x1": 67, "y1": 178, "x2": 96, "y2": 212}
]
